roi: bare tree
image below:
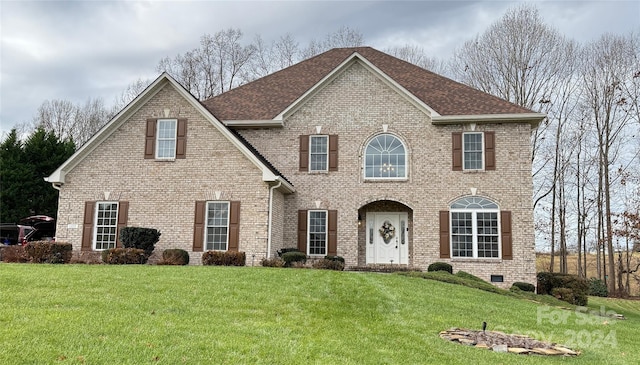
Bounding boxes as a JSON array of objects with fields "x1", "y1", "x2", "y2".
[
  {"x1": 32, "y1": 97, "x2": 111, "y2": 146},
  {"x1": 580, "y1": 32, "x2": 640, "y2": 294},
  {"x1": 157, "y1": 28, "x2": 256, "y2": 99},
  {"x1": 385, "y1": 44, "x2": 444, "y2": 73},
  {"x1": 112, "y1": 78, "x2": 152, "y2": 115},
  {"x1": 301, "y1": 26, "x2": 364, "y2": 59},
  {"x1": 33, "y1": 99, "x2": 77, "y2": 142},
  {"x1": 248, "y1": 34, "x2": 300, "y2": 80}
]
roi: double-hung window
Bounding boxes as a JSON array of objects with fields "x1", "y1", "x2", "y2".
[
  {"x1": 463, "y1": 132, "x2": 483, "y2": 170},
  {"x1": 308, "y1": 210, "x2": 327, "y2": 255},
  {"x1": 309, "y1": 136, "x2": 328, "y2": 172},
  {"x1": 156, "y1": 119, "x2": 177, "y2": 159},
  {"x1": 94, "y1": 202, "x2": 119, "y2": 250},
  {"x1": 450, "y1": 197, "x2": 500, "y2": 258},
  {"x1": 206, "y1": 201, "x2": 230, "y2": 251}
]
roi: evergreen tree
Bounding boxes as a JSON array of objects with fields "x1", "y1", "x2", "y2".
[{"x1": 0, "y1": 128, "x2": 75, "y2": 223}]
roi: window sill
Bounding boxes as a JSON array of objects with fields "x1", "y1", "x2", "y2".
[
  {"x1": 462, "y1": 169, "x2": 486, "y2": 173},
  {"x1": 154, "y1": 158, "x2": 176, "y2": 162},
  {"x1": 364, "y1": 178, "x2": 408, "y2": 183},
  {"x1": 308, "y1": 170, "x2": 329, "y2": 174},
  {"x1": 451, "y1": 258, "x2": 502, "y2": 263}
]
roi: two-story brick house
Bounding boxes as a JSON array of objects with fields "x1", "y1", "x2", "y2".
[{"x1": 46, "y1": 47, "x2": 544, "y2": 286}]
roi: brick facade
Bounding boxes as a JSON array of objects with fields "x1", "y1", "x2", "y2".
[
  {"x1": 238, "y1": 61, "x2": 536, "y2": 287},
  {"x1": 55, "y1": 84, "x2": 274, "y2": 265},
  {"x1": 52, "y1": 53, "x2": 537, "y2": 288}
]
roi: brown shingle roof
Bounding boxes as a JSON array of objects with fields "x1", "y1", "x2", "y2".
[{"x1": 202, "y1": 47, "x2": 535, "y2": 121}]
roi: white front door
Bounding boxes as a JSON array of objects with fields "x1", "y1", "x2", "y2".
[{"x1": 366, "y1": 212, "x2": 408, "y2": 264}]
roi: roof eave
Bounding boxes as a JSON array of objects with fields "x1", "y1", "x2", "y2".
[
  {"x1": 431, "y1": 113, "x2": 546, "y2": 127},
  {"x1": 224, "y1": 119, "x2": 284, "y2": 128}
]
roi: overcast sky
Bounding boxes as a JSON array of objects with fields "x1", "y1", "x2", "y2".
[{"x1": 1, "y1": 0, "x2": 639, "y2": 136}]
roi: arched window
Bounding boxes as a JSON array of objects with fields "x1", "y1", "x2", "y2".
[
  {"x1": 364, "y1": 134, "x2": 406, "y2": 179},
  {"x1": 449, "y1": 197, "x2": 500, "y2": 258}
]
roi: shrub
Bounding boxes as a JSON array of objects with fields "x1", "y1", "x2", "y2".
[
  {"x1": 1, "y1": 245, "x2": 29, "y2": 263},
  {"x1": 160, "y1": 249, "x2": 189, "y2": 265},
  {"x1": 427, "y1": 262, "x2": 453, "y2": 274},
  {"x1": 324, "y1": 255, "x2": 345, "y2": 263},
  {"x1": 202, "y1": 251, "x2": 246, "y2": 266},
  {"x1": 552, "y1": 287, "x2": 576, "y2": 304},
  {"x1": 588, "y1": 277, "x2": 608, "y2": 297},
  {"x1": 511, "y1": 282, "x2": 536, "y2": 292},
  {"x1": 102, "y1": 248, "x2": 147, "y2": 264},
  {"x1": 261, "y1": 257, "x2": 285, "y2": 267},
  {"x1": 312, "y1": 259, "x2": 345, "y2": 271},
  {"x1": 24, "y1": 241, "x2": 73, "y2": 264},
  {"x1": 281, "y1": 251, "x2": 307, "y2": 267},
  {"x1": 277, "y1": 247, "x2": 301, "y2": 257},
  {"x1": 537, "y1": 272, "x2": 588, "y2": 305},
  {"x1": 119, "y1": 227, "x2": 161, "y2": 257},
  {"x1": 455, "y1": 271, "x2": 486, "y2": 282}
]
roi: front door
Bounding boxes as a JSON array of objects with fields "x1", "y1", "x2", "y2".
[{"x1": 366, "y1": 212, "x2": 408, "y2": 264}]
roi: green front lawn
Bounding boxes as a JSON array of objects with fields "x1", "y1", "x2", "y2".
[{"x1": 0, "y1": 264, "x2": 637, "y2": 364}]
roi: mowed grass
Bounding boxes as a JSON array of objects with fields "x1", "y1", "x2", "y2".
[{"x1": 1, "y1": 265, "x2": 639, "y2": 364}]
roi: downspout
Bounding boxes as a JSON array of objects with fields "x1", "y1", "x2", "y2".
[
  {"x1": 266, "y1": 180, "x2": 282, "y2": 259},
  {"x1": 45, "y1": 177, "x2": 62, "y2": 191}
]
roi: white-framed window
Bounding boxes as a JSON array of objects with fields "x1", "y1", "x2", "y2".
[
  {"x1": 206, "y1": 201, "x2": 229, "y2": 251},
  {"x1": 308, "y1": 210, "x2": 327, "y2": 255},
  {"x1": 94, "y1": 201, "x2": 119, "y2": 250},
  {"x1": 463, "y1": 132, "x2": 483, "y2": 170},
  {"x1": 309, "y1": 135, "x2": 328, "y2": 172},
  {"x1": 156, "y1": 119, "x2": 177, "y2": 159},
  {"x1": 364, "y1": 134, "x2": 407, "y2": 179},
  {"x1": 450, "y1": 197, "x2": 500, "y2": 258}
]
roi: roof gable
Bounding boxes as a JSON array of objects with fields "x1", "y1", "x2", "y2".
[
  {"x1": 46, "y1": 73, "x2": 293, "y2": 192},
  {"x1": 202, "y1": 47, "x2": 545, "y2": 124}
]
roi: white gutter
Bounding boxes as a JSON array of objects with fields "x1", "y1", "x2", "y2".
[
  {"x1": 266, "y1": 180, "x2": 282, "y2": 258},
  {"x1": 431, "y1": 113, "x2": 546, "y2": 127},
  {"x1": 44, "y1": 177, "x2": 62, "y2": 191}
]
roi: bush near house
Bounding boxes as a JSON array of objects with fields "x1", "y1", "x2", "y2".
[
  {"x1": 202, "y1": 251, "x2": 246, "y2": 266},
  {"x1": 261, "y1": 257, "x2": 285, "y2": 267},
  {"x1": 324, "y1": 255, "x2": 345, "y2": 263},
  {"x1": 281, "y1": 251, "x2": 307, "y2": 267},
  {"x1": 102, "y1": 248, "x2": 147, "y2": 264},
  {"x1": 24, "y1": 241, "x2": 72, "y2": 264},
  {"x1": 511, "y1": 281, "x2": 536, "y2": 292},
  {"x1": 536, "y1": 272, "x2": 588, "y2": 305},
  {"x1": 427, "y1": 262, "x2": 453, "y2": 274},
  {"x1": 276, "y1": 247, "x2": 301, "y2": 257},
  {"x1": 312, "y1": 258, "x2": 345, "y2": 271},
  {"x1": 1, "y1": 245, "x2": 29, "y2": 263},
  {"x1": 159, "y1": 249, "x2": 190, "y2": 265},
  {"x1": 119, "y1": 227, "x2": 161, "y2": 257}
]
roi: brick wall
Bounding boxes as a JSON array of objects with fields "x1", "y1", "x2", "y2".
[
  {"x1": 55, "y1": 83, "x2": 274, "y2": 265},
  {"x1": 238, "y1": 61, "x2": 536, "y2": 286}
]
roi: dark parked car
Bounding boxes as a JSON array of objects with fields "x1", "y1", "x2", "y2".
[
  {"x1": 20, "y1": 215, "x2": 56, "y2": 243},
  {"x1": 0, "y1": 224, "x2": 34, "y2": 245}
]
